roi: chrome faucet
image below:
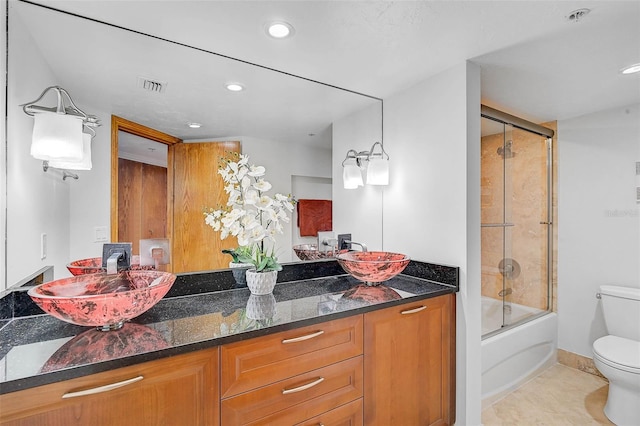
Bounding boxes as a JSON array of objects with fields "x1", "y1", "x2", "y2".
[
  {"x1": 345, "y1": 240, "x2": 368, "y2": 252},
  {"x1": 102, "y1": 243, "x2": 132, "y2": 274},
  {"x1": 106, "y1": 252, "x2": 123, "y2": 274}
]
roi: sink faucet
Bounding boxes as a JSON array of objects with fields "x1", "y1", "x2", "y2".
[
  {"x1": 345, "y1": 240, "x2": 368, "y2": 252},
  {"x1": 102, "y1": 243, "x2": 132, "y2": 274},
  {"x1": 106, "y1": 252, "x2": 123, "y2": 274}
]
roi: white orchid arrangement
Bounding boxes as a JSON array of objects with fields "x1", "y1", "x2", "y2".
[{"x1": 204, "y1": 152, "x2": 295, "y2": 272}]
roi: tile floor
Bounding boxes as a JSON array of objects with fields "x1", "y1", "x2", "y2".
[{"x1": 482, "y1": 363, "x2": 614, "y2": 425}]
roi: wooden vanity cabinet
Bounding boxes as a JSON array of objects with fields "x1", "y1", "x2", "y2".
[
  {"x1": 0, "y1": 347, "x2": 219, "y2": 426},
  {"x1": 363, "y1": 293, "x2": 455, "y2": 426},
  {"x1": 0, "y1": 293, "x2": 455, "y2": 426}
]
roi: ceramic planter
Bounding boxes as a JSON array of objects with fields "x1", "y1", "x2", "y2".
[
  {"x1": 245, "y1": 294, "x2": 277, "y2": 320},
  {"x1": 245, "y1": 269, "x2": 278, "y2": 295}
]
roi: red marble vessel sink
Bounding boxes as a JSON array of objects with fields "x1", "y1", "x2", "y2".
[
  {"x1": 28, "y1": 270, "x2": 176, "y2": 331},
  {"x1": 336, "y1": 251, "x2": 410, "y2": 285},
  {"x1": 67, "y1": 256, "x2": 154, "y2": 276},
  {"x1": 293, "y1": 244, "x2": 336, "y2": 261}
]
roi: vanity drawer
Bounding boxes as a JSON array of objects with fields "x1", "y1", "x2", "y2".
[
  {"x1": 221, "y1": 356, "x2": 363, "y2": 426},
  {"x1": 221, "y1": 315, "x2": 363, "y2": 397},
  {"x1": 295, "y1": 398, "x2": 363, "y2": 426}
]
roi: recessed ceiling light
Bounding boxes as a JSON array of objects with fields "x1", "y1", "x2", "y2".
[
  {"x1": 188, "y1": 122, "x2": 201, "y2": 129},
  {"x1": 266, "y1": 21, "x2": 294, "y2": 39},
  {"x1": 621, "y1": 63, "x2": 640, "y2": 75},
  {"x1": 226, "y1": 83, "x2": 245, "y2": 92}
]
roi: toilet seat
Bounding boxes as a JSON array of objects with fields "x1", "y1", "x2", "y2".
[{"x1": 593, "y1": 335, "x2": 640, "y2": 374}]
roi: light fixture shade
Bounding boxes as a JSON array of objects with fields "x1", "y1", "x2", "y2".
[
  {"x1": 31, "y1": 112, "x2": 84, "y2": 161},
  {"x1": 48, "y1": 133, "x2": 92, "y2": 170},
  {"x1": 366, "y1": 157, "x2": 389, "y2": 185},
  {"x1": 343, "y1": 164, "x2": 364, "y2": 189}
]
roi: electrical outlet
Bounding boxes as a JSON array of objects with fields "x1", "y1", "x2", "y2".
[{"x1": 337, "y1": 233, "x2": 351, "y2": 251}]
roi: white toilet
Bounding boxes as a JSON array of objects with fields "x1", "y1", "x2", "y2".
[{"x1": 592, "y1": 285, "x2": 640, "y2": 426}]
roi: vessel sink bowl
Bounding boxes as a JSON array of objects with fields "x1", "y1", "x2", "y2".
[
  {"x1": 293, "y1": 244, "x2": 336, "y2": 261},
  {"x1": 67, "y1": 256, "x2": 154, "y2": 276},
  {"x1": 28, "y1": 270, "x2": 176, "y2": 331},
  {"x1": 336, "y1": 251, "x2": 410, "y2": 284}
]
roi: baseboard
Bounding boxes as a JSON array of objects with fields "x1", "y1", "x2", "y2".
[{"x1": 557, "y1": 349, "x2": 605, "y2": 379}]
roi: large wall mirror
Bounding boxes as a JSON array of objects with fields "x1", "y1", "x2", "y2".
[{"x1": 5, "y1": 0, "x2": 383, "y2": 288}]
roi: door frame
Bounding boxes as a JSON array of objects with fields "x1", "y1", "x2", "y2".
[{"x1": 110, "y1": 116, "x2": 182, "y2": 258}]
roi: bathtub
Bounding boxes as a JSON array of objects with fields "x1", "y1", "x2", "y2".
[{"x1": 481, "y1": 296, "x2": 557, "y2": 407}]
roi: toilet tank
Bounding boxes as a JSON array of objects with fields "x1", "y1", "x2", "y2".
[{"x1": 599, "y1": 285, "x2": 640, "y2": 341}]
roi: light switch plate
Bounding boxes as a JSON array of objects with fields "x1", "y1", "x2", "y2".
[{"x1": 94, "y1": 226, "x2": 108, "y2": 242}]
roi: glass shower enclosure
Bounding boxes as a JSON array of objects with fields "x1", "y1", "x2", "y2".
[{"x1": 480, "y1": 106, "x2": 553, "y2": 338}]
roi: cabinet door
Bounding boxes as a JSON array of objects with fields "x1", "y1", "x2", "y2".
[
  {"x1": 364, "y1": 294, "x2": 455, "y2": 426},
  {"x1": 0, "y1": 347, "x2": 219, "y2": 426}
]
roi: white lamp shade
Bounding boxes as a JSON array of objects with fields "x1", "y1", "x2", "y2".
[
  {"x1": 48, "y1": 133, "x2": 92, "y2": 170},
  {"x1": 31, "y1": 112, "x2": 84, "y2": 161},
  {"x1": 343, "y1": 164, "x2": 364, "y2": 189},
  {"x1": 366, "y1": 157, "x2": 389, "y2": 185}
]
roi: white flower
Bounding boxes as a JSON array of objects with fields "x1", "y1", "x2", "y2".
[
  {"x1": 248, "y1": 165, "x2": 265, "y2": 177},
  {"x1": 255, "y1": 195, "x2": 273, "y2": 210},
  {"x1": 253, "y1": 178, "x2": 272, "y2": 192},
  {"x1": 244, "y1": 189, "x2": 259, "y2": 205}
]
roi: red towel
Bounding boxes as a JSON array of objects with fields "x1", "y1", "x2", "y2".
[{"x1": 297, "y1": 199, "x2": 332, "y2": 237}]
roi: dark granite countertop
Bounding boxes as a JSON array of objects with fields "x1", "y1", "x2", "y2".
[{"x1": 0, "y1": 259, "x2": 458, "y2": 395}]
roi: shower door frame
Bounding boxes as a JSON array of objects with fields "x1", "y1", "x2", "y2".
[{"x1": 480, "y1": 105, "x2": 555, "y2": 339}]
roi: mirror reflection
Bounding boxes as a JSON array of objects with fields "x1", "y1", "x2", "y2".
[{"x1": 6, "y1": 1, "x2": 382, "y2": 287}]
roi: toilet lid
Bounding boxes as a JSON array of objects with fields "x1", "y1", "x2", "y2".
[{"x1": 593, "y1": 335, "x2": 640, "y2": 372}]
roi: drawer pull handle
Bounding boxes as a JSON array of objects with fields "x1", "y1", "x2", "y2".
[
  {"x1": 282, "y1": 377, "x2": 325, "y2": 395},
  {"x1": 61, "y1": 376, "x2": 144, "y2": 399},
  {"x1": 282, "y1": 330, "x2": 324, "y2": 344},
  {"x1": 401, "y1": 305, "x2": 427, "y2": 315}
]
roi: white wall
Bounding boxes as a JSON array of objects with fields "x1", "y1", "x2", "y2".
[
  {"x1": 68, "y1": 106, "x2": 111, "y2": 263},
  {"x1": 1, "y1": 0, "x2": 7, "y2": 290},
  {"x1": 332, "y1": 102, "x2": 384, "y2": 251},
  {"x1": 6, "y1": 10, "x2": 72, "y2": 287},
  {"x1": 383, "y1": 62, "x2": 482, "y2": 426},
  {"x1": 558, "y1": 103, "x2": 640, "y2": 357}
]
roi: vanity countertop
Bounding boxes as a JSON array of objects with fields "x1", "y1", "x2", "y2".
[{"x1": 0, "y1": 260, "x2": 458, "y2": 395}]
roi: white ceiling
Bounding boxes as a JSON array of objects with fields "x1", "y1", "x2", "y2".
[{"x1": 25, "y1": 0, "x2": 640, "y2": 126}]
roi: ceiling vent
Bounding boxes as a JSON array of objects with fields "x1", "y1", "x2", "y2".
[
  {"x1": 566, "y1": 8, "x2": 590, "y2": 23},
  {"x1": 137, "y1": 77, "x2": 167, "y2": 93}
]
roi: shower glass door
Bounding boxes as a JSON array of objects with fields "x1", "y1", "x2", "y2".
[{"x1": 481, "y1": 116, "x2": 552, "y2": 337}]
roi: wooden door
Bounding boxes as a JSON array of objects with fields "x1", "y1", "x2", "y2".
[
  {"x1": 117, "y1": 158, "x2": 167, "y2": 254},
  {"x1": 171, "y1": 141, "x2": 241, "y2": 273},
  {"x1": 363, "y1": 294, "x2": 455, "y2": 426}
]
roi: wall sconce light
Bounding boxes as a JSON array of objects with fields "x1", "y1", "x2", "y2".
[
  {"x1": 341, "y1": 142, "x2": 389, "y2": 189},
  {"x1": 21, "y1": 86, "x2": 100, "y2": 174}
]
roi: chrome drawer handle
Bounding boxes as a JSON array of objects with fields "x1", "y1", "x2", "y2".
[
  {"x1": 401, "y1": 305, "x2": 427, "y2": 315},
  {"x1": 62, "y1": 376, "x2": 144, "y2": 399},
  {"x1": 282, "y1": 377, "x2": 325, "y2": 395},
  {"x1": 282, "y1": 330, "x2": 324, "y2": 344}
]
